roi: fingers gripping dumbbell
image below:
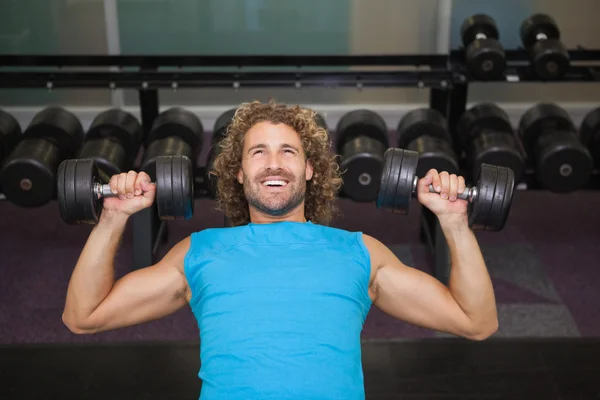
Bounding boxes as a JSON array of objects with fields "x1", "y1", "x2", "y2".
[
  {"x1": 56, "y1": 155, "x2": 194, "y2": 224},
  {"x1": 519, "y1": 103, "x2": 593, "y2": 192},
  {"x1": 397, "y1": 108, "x2": 459, "y2": 179},
  {"x1": 336, "y1": 109, "x2": 389, "y2": 202},
  {"x1": 457, "y1": 103, "x2": 525, "y2": 182},
  {"x1": 0, "y1": 107, "x2": 84, "y2": 207},
  {"x1": 460, "y1": 14, "x2": 506, "y2": 80},
  {"x1": 377, "y1": 148, "x2": 515, "y2": 232},
  {"x1": 520, "y1": 14, "x2": 570, "y2": 80}
]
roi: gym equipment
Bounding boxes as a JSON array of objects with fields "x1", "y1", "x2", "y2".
[
  {"x1": 0, "y1": 109, "x2": 21, "y2": 167},
  {"x1": 77, "y1": 109, "x2": 143, "y2": 182},
  {"x1": 141, "y1": 107, "x2": 203, "y2": 181},
  {"x1": 377, "y1": 148, "x2": 514, "y2": 232},
  {"x1": 519, "y1": 103, "x2": 593, "y2": 192},
  {"x1": 315, "y1": 113, "x2": 328, "y2": 131},
  {"x1": 206, "y1": 108, "x2": 236, "y2": 198},
  {"x1": 520, "y1": 14, "x2": 570, "y2": 80},
  {"x1": 57, "y1": 155, "x2": 193, "y2": 224},
  {"x1": 457, "y1": 103, "x2": 525, "y2": 182},
  {"x1": 0, "y1": 107, "x2": 83, "y2": 207},
  {"x1": 336, "y1": 109, "x2": 388, "y2": 202},
  {"x1": 460, "y1": 14, "x2": 506, "y2": 80},
  {"x1": 397, "y1": 109, "x2": 459, "y2": 179},
  {"x1": 580, "y1": 107, "x2": 600, "y2": 166}
]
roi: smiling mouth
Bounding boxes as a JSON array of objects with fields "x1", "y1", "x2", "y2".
[{"x1": 262, "y1": 179, "x2": 289, "y2": 188}]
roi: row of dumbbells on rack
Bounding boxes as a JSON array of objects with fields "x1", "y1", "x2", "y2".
[
  {"x1": 336, "y1": 103, "x2": 600, "y2": 204},
  {"x1": 460, "y1": 13, "x2": 572, "y2": 80},
  {"x1": 0, "y1": 103, "x2": 599, "y2": 213}
]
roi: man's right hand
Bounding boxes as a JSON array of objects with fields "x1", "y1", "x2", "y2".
[{"x1": 104, "y1": 171, "x2": 156, "y2": 217}]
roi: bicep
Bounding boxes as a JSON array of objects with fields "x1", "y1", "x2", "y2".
[
  {"x1": 365, "y1": 235, "x2": 473, "y2": 338},
  {"x1": 85, "y1": 238, "x2": 191, "y2": 333}
]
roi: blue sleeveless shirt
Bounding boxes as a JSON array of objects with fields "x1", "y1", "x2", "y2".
[{"x1": 184, "y1": 221, "x2": 373, "y2": 399}]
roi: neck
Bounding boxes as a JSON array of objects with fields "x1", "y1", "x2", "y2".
[{"x1": 248, "y1": 205, "x2": 307, "y2": 224}]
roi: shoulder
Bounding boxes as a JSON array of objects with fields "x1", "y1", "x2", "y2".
[{"x1": 359, "y1": 233, "x2": 400, "y2": 271}]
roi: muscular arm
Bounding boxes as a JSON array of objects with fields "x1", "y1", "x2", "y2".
[
  {"x1": 365, "y1": 218, "x2": 498, "y2": 340},
  {"x1": 62, "y1": 212, "x2": 190, "y2": 334}
]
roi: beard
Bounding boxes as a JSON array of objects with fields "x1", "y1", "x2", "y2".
[{"x1": 243, "y1": 169, "x2": 306, "y2": 216}]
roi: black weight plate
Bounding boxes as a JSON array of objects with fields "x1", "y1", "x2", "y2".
[
  {"x1": 23, "y1": 107, "x2": 84, "y2": 159},
  {"x1": 86, "y1": 109, "x2": 143, "y2": 161},
  {"x1": 79, "y1": 138, "x2": 128, "y2": 182},
  {"x1": 394, "y1": 149, "x2": 418, "y2": 215},
  {"x1": 376, "y1": 148, "x2": 402, "y2": 212},
  {"x1": 518, "y1": 103, "x2": 575, "y2": 157},
  {"x1": 468, "y1": 164, "x2": 497, "y2": 230},
  {"x1": 0, "y1": 139, "x2": 59, "y2": 207},
  {"x1": 74, "y1": 158, "x2": 102, "y2": 224},
  {"x1": 471, "y1": 131, "x2": 525, "y2": 183},
  {"x1": 141, "y1": 137, "x2": 194, "y2": 180},
  {"x1": 532, "y1": 39, "x2": 569, "y2": 80},
  {"x1": 497, "y1": 166, "x2": 515, "y2": 232},
  {"x1": 580, "y1": 107, "x2": 600, "y2": 163},
  {"x1": 457, "y1": 103, "x2": 513, "y2": 150},
  {"x1": 484, "y1": 165, "x2": 508, "y2": 232},
  {"x1": 57, "y1": 159, "x2": 73, "y2": 223},
  {"x1": 461, "y1": 14, "x2": 500, "y2": 46},
  {"x1": 520, "y1": 14, "x2": 561, "y2": 48},
  {"x1": 335, "y1": 109, "x2": 388, "y2": 155},
  {"x1": 407, "y1": 136, "x2": 459, "y2": 178},
  {"x1": 397, "y1": 108, "x2": 451, "y2": 149},
  {"x1": 155, "y1": 156, "x2": 174, "y2": 219},
  {"x1": 180, "y1": 156, "x2": 194, "y2": 219},
  {"x1": 535, "y1": 130, "x2": 593, "y2": 192},
  {"x1": 466, "y1": 38, "x2": 506, "y2": 80},
  {"x1": 315, "y1": 113, "x2": 328, "y2": 131},
  {"x1": 148, "y1": 107, "x2": 204, "y2": 152},
  {"x1": 487, "y1": 166, "x2": 515, "y2": 232},
  {"x1": 0, "y1": 109, "x2": 21, "y2": 162},
  {"x1": 213, "y1": 108, "x2": 237, "y2": 143},
  {"x1": 340, "y1": 136, "x2": 386, "y2": 202}
]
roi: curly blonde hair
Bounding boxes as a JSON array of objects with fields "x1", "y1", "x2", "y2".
[{"x1": 210, "y1": 100, "x2": 342, "y2": 226}]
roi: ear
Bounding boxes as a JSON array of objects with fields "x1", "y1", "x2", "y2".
[
  {"x1": 237, "y1": 168, "x2": 244, "y2": 184},
  {"x1": 305, "y1": 158, "x2": 314, "y2": 181}
]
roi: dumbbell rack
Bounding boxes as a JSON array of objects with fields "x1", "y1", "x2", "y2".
[{"x1": 1, "y1": 51, "x2": 599, "y2": 282}]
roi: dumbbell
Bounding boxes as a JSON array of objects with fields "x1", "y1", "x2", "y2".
[
  {"x1": 0, "y1": 109, "x2": 21, "y2": 170},
  {"x1": 0, "y1": 107, "x2": 83, "y2": 207},
  {"x1": 457, "y1": 103, "x2": 525, "y2": 182},
  {"x1": 518, "y1": 103, "x2": 593, "y2": 192},
  {"x1": 377, "y1": 148, "x2": 515, "y2": 232},
  {"x1": 141, "y1": 107, "x2": 203, "y2": 184},
  {"x1": 205, "y1": 108, "x2": 237, "y2": 199},
  {"x1": 77, "y1": 109, "x2": 143, "y2": 183},
  {"x1": 520, "y1": 14, "x2": 570, "y2": 80},
  {"x1": 580, "y1": 107, "x2": 600, "y2": 167},
  {"x1": 56, "y1": 155, "x2": 193, "y2": 224},
  {"x1": 397, "y1": 109, "x2": 459, "y2": 179},
  {"x1": 460, "y1": 14, "x2": 506, "y2": 80},
  {"x1": 335, "y1": 109, "x2": 388, "y2": 202}
]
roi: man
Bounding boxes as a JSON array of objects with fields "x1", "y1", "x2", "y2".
[{"x1": 62, "y1": 100, "x2": 498, "y2": 399}]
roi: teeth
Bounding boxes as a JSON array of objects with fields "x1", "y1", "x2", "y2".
[{"x1": 263, "y1": 180, "x2": 287, "y2": 186}]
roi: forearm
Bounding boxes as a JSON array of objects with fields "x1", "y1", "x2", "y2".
[
  {"x1": 440, "y1": 215, "x2": 498, "y2": 336},
  {"x1": 63, "y1": 211, "x2": 129, "y2": 327}
]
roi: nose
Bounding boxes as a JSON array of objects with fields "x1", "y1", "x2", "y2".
[{"x1": 265, "y1": 151, "x2": 284, "y2": 171}]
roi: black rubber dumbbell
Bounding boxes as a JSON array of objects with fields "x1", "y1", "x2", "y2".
[
  {"x1": 0, "y1": 109, "x2": 21, "y2": 170},
  {"x1": 519, "y1": 103, "x2": 593, "y2": 192},
  {"x1": 141, "y1": 107, "x2": 203, "y2": 183},
  {"x1": 335, "y1": 109, "x2": 389, "y2": 203},
  {"x1": 205, "y1": 108, "x2": 236, "y2": 199},
  {"x1": 0, "y1": 107, "x2": 83, "y2": 207},
  {"x1": 580, "y1": 107, "x2": 600, "y2": 167},
  {"x1": 460, "y1": 14, "x2": 506, "y2": 80},
  {"x1": 457, "y1": 103, "x2": 525, "y2": 182},
  {"x1": 77, "y1": 109, "x2": 143, "y2": 183},
  {"x1": 397, "y1": 109, "x2": 459, "y2": 179},
  {"x1": 520, "y1": 14, "x2": 570, "y2": 80}
]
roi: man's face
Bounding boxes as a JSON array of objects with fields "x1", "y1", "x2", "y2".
[{"x1": 237, "y1": 121, "x2": 313, "y2": 217}]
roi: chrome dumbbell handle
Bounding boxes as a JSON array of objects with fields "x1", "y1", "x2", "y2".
[{"x1": 411, "y1": 176, "x2": 478, "y2": 202}]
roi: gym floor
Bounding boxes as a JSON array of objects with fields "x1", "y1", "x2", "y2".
[{"x1": 1, "y1": 188, "x2": 599, "y2": 399}]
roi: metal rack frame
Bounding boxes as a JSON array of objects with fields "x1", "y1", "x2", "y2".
[{"x1": 1, "y1": 50, "x2": 599, "y2": 279}]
